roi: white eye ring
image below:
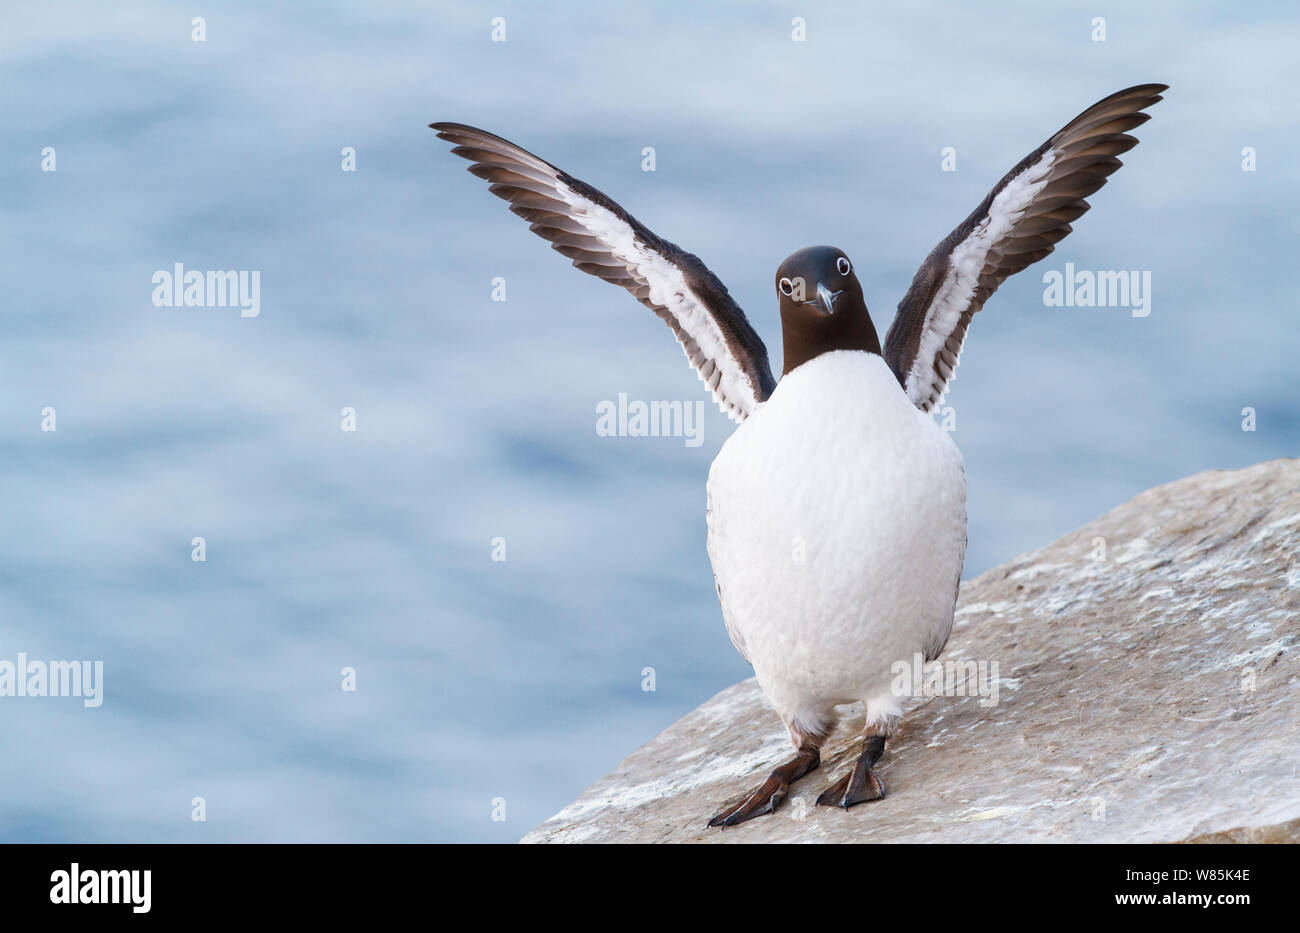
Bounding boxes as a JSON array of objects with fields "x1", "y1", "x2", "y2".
[
  {"x1": 778, "y1": 277, "x2": 795, "y2": 296},
  {"x1": 836, "y1": 257, "x2": 852, "y2": 275}
]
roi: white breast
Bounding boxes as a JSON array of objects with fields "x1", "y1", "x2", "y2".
[{"x1": 706, "y1": 350, "x2": 967, "y2": 738}]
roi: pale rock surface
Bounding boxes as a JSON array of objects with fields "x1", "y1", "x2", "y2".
[{"x1": 523, "y1": 460, "x2": 1300, "y2": 843}]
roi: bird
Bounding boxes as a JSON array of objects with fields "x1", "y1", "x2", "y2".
[{"x1": 430, "y1": 83, "x2": 1167, "y2": 827}]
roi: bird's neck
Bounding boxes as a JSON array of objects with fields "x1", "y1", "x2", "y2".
[{"x1": 781, "y1": 302, "x2": 882, "y2": 377}]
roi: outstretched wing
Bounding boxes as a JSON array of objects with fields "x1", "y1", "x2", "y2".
[
  {"x1": 431, "y1": 123, "x2": 777, "y2": 421},
  {"x1": 883, "y1": 84, "x2": 1167, "y2": 412}
]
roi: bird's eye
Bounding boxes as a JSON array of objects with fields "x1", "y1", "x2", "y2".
[
  {"x1": 778, "y1": 277, "x2": 794, "y2": 296},
  {"x1": 836, "y1": 257, "x2": 852, "y2": 276}
]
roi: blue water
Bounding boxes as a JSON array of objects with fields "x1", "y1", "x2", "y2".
[{"x1": 2, "y1": 0, "x2": 1296, "y2": 842}]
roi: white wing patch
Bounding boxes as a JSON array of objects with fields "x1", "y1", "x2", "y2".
[
  {"x1": 556, "y1": 186, "x2": 761, "y2": 421},
  {"x1": 905, "y1": 150, "x2": 1056, "y2": 410},
  {"x1": 431, "y1": 122, "x2": 776, "y2": 424}
]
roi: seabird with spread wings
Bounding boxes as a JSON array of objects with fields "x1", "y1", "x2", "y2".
[{"x1": 431, "y1": 83, "x2": 1166, "y2": 827}]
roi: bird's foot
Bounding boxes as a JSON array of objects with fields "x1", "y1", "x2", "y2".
[
  {"x1": 816, "y1": 734, "x2": 886, "y2": 809},
  {"x1": 815, "y1": 761, "x2": 885, "y2": 808},
  {"x1": 707, "y1": 746, "x2": 819, "y2": 828}
]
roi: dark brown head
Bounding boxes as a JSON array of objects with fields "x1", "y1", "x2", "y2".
[{"x1": 776, "y1": 245, "x2": 881, "y2": 376}]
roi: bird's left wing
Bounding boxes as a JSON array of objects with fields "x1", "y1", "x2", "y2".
[
  {"x1": 883, "y1": 84, "x2": 1167, "y2": 412},
  {"x1": 431, "y1": 123, "x2": 777, "y2": 422}
]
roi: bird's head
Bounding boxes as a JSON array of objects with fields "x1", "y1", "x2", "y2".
[
  {"x1": 775, "y1": 245, "x2": 880, "y2": 376},
  {"x1": 775, "y1": 245, "x2": 862, "y2": 318}
]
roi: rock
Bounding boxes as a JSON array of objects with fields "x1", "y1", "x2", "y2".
[{"x1": 522, "y1": 460, "x2": 1300, "y2": 843}]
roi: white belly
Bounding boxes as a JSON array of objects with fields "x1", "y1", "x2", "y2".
[{"x1": 706, "y1": 350, "x2": 967, "y2": 737}]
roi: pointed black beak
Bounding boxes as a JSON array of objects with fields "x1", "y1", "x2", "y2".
[{"x1": 805, "y1": 283, "x2": 840, "y2": 316}]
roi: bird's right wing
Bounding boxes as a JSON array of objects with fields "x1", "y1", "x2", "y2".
[{"x1": 431, "y1": 123, "x2": 777, "y2": 422}]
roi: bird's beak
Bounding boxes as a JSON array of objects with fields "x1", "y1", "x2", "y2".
[{"x1": 809, "y1": 283, "x2": 840, "y2": 316}]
